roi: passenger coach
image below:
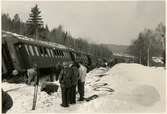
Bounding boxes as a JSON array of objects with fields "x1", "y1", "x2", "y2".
[{"x1": 2, "y1": 31, "x2": 93, "y2": 77}]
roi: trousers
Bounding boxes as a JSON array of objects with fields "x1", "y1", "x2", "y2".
[
  {"x1": 78, "y1": 80, "x2": 85, "y2": 100},
  {"x1": 70, "y1": 85, "x2": 76, "y2": 104},
  {"x1": 61, "y1": 86, "x2": 70, "y2": 107}
]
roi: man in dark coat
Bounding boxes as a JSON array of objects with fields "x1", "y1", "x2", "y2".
[
  {"x1": 59, "y1": 62, "x2": 72, "y2": 107},
  {"x1": 69, "y1": 61, "x2": 80, "y2": 104},
  {"x1": 55, "y1": 63, "x2": 63, "y2": 81}
]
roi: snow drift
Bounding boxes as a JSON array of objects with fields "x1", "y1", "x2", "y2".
[{"x1": 2, "y1": 63, "x2": 166, "y2": 113}]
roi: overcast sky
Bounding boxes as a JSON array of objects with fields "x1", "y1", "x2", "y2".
[{"x1": 2, "y1": 1, "x2": 165, "y2": 45}]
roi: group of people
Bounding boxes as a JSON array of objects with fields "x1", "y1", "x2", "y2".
[
  {"x1": 58, "y1": 61, "x2": 87, "y2": 107},
  {"x1": 2, "y1": 60, "x2": 87, "y2": 109},
  {"x1": 23, "y1": 61, "x2": 87, "y2": 107}
]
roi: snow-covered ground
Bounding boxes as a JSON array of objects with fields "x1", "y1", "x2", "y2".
[
  {"x1": 2, "y1": 63, "x2": 166, "y2": 113},
  {"x1": 152, "y1": 57, "x2": 164, "y2": 64}
]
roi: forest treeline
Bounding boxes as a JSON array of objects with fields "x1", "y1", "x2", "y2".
[
  {"x1": 2, "y1": 4, "x2": 165, "y2": 66},
  {"x1": 2, "y1": 6, "x2": 112, "y2": 60},
  {"x1": 128, "y1": 23, "x2": 165, "y2": 66}
]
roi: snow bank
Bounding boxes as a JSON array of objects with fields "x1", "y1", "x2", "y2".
[
  {"x1": 83, "y1": 63, "x2": 165, "y2": 112},
  {"x1": 2, "y1": 63, "x2": 165, "y2": 113}
]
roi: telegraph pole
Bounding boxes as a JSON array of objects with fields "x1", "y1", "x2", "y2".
[
  {"x1": 147, "y1": 38, "x2": 151, "y2": 66},
  {"x1": 35, "y1": 27, "x2": 38, "y2": 40},
  {"x1": 147, "y1": 47, "x2": 150, "y2": 66},
  {"x1": 63, "y1": 32, "x2": 68, "y2": 45},
  {"x1": 139, "y1": 50, "x2": 141, "y2": 64}
]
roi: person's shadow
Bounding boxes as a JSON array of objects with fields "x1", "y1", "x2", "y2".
[{"x1": 2, "y1": 90, "x2": 13, "y2": 113}]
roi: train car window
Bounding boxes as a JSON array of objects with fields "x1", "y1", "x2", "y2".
[
  {"x1": 62, "y1": 51, "x2": 64, "y2": 56},
  {"x1": 33, "y1": 46, "x2": 39, "y2": 56},
  {"x1": 54, "y1": 50, "x2": 57, "y2": 56},
  {"x1": 58, "y1": 50, "x2": 61, "y2": 56},
  {"x1": 29, "y1": 45, "x2": 35, "y2": 56},
  {"x1": 60, "y1": 51, "x2": 63, "y2": 56},
  {"x1": 46, "y1": 48, "x2": 51, "y2": 57},
  {"x1": 56, "y1": 50, "x2": 60, "y2": 56},
  {"x1": 57, "y1": 50, "x2": 59, "y2": 56},
  {"x1": 60, "y1": 50, "x2": 63, "y2": 57},
  {"x1": 53, "y1": 50, "x2": 58, "y2": 57},
  {"x1": 50, "y1": 49, "x2": 54, "y2": 57},
  {"x1": 63, "y1": 52, "x2": 65, "y2": 56},
  {"x1": 39, "y1": 47, "x2": 44, "y2": 56},
  {"x1": 61, "y1": 51, "x2": 63, "y2": 57},
  {"x1": 48, "y1": 49, "x2": 52, "y2": 57},
  {"x1": 34, "y1": 46, "x2": 39, "y2": 56},
  {"x1": 24, "y1": 45, "x2": 30, "y2": 56},
  {"x1": 59, "y1": 50, "x2": 62, "y2": 56},
  {"x1": 43, "y1": 48, "x2": 48, "y2": 57},
  {"x1": 53, "y1": 50, "x2": 56, "y2": 56},
  {"x1": 60, "y1": 50, "x2": 62, "y2": 56}
]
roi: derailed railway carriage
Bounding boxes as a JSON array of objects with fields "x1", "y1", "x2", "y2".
[{"x1": 2, "y1": 31, "x2": 93, "y2": 78}]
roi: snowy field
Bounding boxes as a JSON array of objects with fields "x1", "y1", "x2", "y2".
[{"x1": 2, "y1": 63, "x2": 166, "y2": 113}]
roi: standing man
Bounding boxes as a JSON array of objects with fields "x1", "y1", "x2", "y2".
[
  {"x1": 59, "y1": 62, "x2": 72, "y2": 107},
  {"x1": 70, "y1": 61, "x2": 80, "y2": 104},
  {"x1": 55, "y1": 63, "x2": 63, "y2": 81},
  {"x1": 78, "y1": 62, "x2": 87, "y2": 101},
  {"x1": 27, "y1": 64, "x2": 37, "y2": 86}
]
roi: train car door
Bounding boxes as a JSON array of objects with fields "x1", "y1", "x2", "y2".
[
  {"x1": 2, "y1": 57, "x2": 7, "y2": 75},
  {"x1": 15, "y1": 43, "x2": 31, "y2": 69},
  {"x1": 2, "y1": 42, "x2": 14, "y2": 74}
]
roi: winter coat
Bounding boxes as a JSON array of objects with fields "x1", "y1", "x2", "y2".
[
  {"x1": 79, "y1": 64, "x2": 87, "y2": 82},
  {"x1": 27, "y1": 68, "x2": 37, "y2": 85},
  {"x1": 59, "y1": 67, "x2": 72, "y2": 88},
  {"x1": 71, "y1": 65, "x2": 79, "y2": 85}
]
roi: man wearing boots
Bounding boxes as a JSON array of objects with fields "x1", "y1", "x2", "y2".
[
  {"x1": 70, "y1": 61, "x2": 80, "y2": 104},
  {"x1": 78, "y1": 62, "x2": 87, "y2": 101},
  {"x1": 59, "y1": 62, "x2": 72, "y2": 107}
]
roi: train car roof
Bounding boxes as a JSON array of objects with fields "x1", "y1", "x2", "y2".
[{"x1": 2, "y1": 31, "x2": 74, "y2": 51}]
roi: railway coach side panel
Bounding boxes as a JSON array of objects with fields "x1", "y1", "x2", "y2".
[
  {"x1": 14, "y1": 43, "x2": 31, "y2": 69},
  {"x1": 4, "y1": 37, "x2": 24, "y2": 71},
  {"x1": 2, "y1": 31, "x2": 95, "y2": 76},
  {"x1": 17, "y1": 43, "x2": 73, "y2": 69},
  {"x1": 22, "y1": 44, "x2": 56, "y2": 68}
]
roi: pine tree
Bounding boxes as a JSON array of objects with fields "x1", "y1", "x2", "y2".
[
  {"x1": 27, "y1": 4, "x2": 43, "y2": 40},
  {"x1": 45, "y1": 24, "x2": 49, "y2": 32},
  {"x1": 2, "y1": 13, "x2": 12, "y2": 31},
  {"x1": 12, "y1": 14, "x2": 21, "y2": 34}
]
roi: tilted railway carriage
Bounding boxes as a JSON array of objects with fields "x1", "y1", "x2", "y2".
[{"x1": 2, "y1": 31, "x2": 93, "y2": 77}]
